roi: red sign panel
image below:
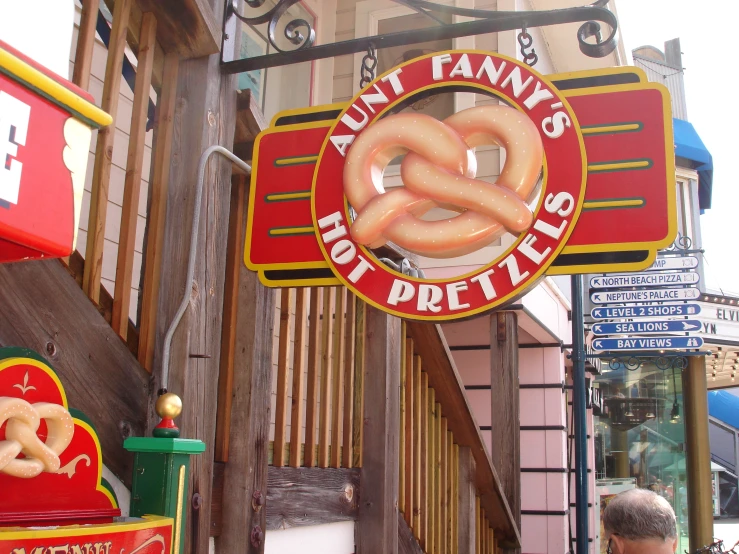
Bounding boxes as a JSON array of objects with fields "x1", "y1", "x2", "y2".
[{"x1": 0, "y1": 41, "x2": 111, "y2": 262}]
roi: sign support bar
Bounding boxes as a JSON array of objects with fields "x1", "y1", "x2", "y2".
[{"x1": 570, "y1": 274, "x2": 589, "y2": 554}]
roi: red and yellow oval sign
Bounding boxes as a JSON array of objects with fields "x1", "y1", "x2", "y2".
[{"x1": 312, "y1": 50, "x2": 587, "y2": 321}]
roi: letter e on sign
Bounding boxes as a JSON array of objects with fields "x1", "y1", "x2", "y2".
[{"x1": 0, "y1": 91, "x2": 31, "y2": 205}]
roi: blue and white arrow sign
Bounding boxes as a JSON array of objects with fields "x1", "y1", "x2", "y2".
[
  {"x1": 590, "y1": 272, "x2": 699, "y2": 289},
  {"x1": 646, "y1": 256, "x2": 699, "y2": 271},
  {"x1": 592, "y1": 336, "x2": 704, "y2": 352},
  {"x1": 591, "y1": 304, "x2": 702, "y2": 320},
  {"x1": 592, "y1": 320, "x2": 702, "y2": 336},
  {"x1": 590, "y1": 287, "x2": 700, "y2": 304}
]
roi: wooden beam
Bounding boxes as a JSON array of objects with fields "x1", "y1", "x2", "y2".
[
  {"x1": 0, "y1": 259, "x2": 148, "y2": 485},
  {"x1": 428, "y1": 389, "x2": 436, "y2": 554},
  {"x1": 101, "y1": 0, "x2": 165, "y2": 90},
  {"x1": 138, "y1": 53, "x2": 179, "y2": 372},
  {"x1": 214, "y1": 176, "x2": 246, "y2": 462},
  {"x1": 305, "y1": 288, "x2": 321, "y2": 468},
  {"x1": 404, "y1": 337, "x2": 414, "y2": 526},
  {"x1": 318, "y1": 287, "x2": 334, "y2": 468},
  {"x1": 406, "y1": 321, "x2": 519, "y2": 547},
  {"x1": 72, "y1": 0, "x2": 99, "y2": 90},
  {"x1": 420, "y1": 371, "x2": 429, "y2": 549},
  {"x1": 330, "y1": 287, "x2": 346, "y2": 468},
  {"x1": 83, "y1": 0, "x2": 132, "y2": 302},
  {"x1": 234, "y1": 90, "x2": 268, "y2": 149},
  {"x1": 65, "y1": 251, "x2": 138, "y2": 355},
  {"x1": 112, "y1": 11, "x2": 157, "y2": 340},
  {"x1": 357, "y1": 306, "x2": 401, "y2": 554},
  {"x1": 210, "y1": 461, "x2": 224, "y2": 537},
  {"x1": 266, "y1": 467, "x2": 359, "y2": 530},
  {"x1": 150, "y1": 11, "x2": 239, "y2": 552},
  {"x1": 351, "y1": 300, "x2": 366, "y2": 468},
  {"x1": 489, "y1": 312, "x2": 520, "y2": 544},
  {"x1": 412, "y1": 355, "x2": 422, "y2": 539},
  {"x1": 217, "y1": 234, "x2": 276, "y2": 553},
  {"x1": 137, "y1": 0, "x2": 220, "y2": 59},
  {"x1": 341, "y1": 292, "x2": 356, "y2": 468},
  {"x1": 273, "y1": 288, "x2": 294, "y2": 468},
  {"x1": 399, "y1": 323, "x2": 406, "y2": 517},
  {"x1": 289, "y1": 288, "x2": 308, "y2": 468},
  {"x1": 399, "y1": 512, "x2": 424, "y2": 554}
]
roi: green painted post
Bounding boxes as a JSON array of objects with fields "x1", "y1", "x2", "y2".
[{"x1": 124, "y1": 393, "x2": 205, "y2": 554}]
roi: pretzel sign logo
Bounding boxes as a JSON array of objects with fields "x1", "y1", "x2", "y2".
[
  {"x1": 312, "y1": 51, "x2": 586, "y2": 320},
  {"x1": 0, "y1": 397, "x2": 74, "y2": 478}
]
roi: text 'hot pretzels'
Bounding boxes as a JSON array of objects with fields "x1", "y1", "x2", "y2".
[{"x1": 344, "y1": 105, "x2": 543, "y2": 258}]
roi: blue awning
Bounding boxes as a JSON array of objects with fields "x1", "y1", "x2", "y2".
[
  {"x1": 673, "y1": 118, "x2": 713, "y2": 210},
  {"x1": 708, "y1": 390, "x2": 739, "y2": 430}
]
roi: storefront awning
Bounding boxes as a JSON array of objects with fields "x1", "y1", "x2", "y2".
[
  {"x1": 673, "y1": 118, "x2": 713, "y2": 210},
  {"x1": 708, "y1": 390, "x2": 739, "y2": 430}
]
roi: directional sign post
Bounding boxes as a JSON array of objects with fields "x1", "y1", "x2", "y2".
[
  {"x1": 590, "y1": 272, "x2": 699, "y2": 289},
  {"x1": 591, "y1": 304, "x2": 702, "y2": 320},
  {"x1": 590, "y1": 287, "x2": 701, "y2": 305},
  {"x1": 646, "y1": 256, "x2": 699, "y2": 271},
  {"x1": 592, "y1": 320, "x2": 702, "y2": 336},
  {"x1": 592, "y1": 336, "x2": 704, "y2": 352}
]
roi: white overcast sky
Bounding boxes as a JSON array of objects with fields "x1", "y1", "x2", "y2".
[{"x1": 615, "y1": 1, "x2": 739, "y2": 294}]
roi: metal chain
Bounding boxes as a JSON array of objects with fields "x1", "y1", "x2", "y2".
[
  {"x1": 518, "y1": 28, "x2": 539, "y2": 67},
  {"x1": 359, "y1": 43, "x2": 378, "y2": 89}
]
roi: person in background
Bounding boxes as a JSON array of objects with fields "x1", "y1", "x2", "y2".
[{"x1": 603, "y1": 488, "x2": 678, "y2": 554}]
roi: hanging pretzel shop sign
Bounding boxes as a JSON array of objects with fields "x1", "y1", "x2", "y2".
[{"x1": 245, "y1": 50, "x2": 677, "y2": 321}]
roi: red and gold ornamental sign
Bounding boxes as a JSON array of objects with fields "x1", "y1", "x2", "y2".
[
  {"x1": 0, "y1": 349, "x2": 174, "y2": 554},
  {"x1": 0, "y1": 41, "x2": 111, "y2": 263},
  {"x1": 246, "y1": 50, "x2": 676, "y2": 321}
]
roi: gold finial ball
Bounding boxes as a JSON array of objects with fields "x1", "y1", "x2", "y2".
[{"x1": 156, "y1": 392, "x2": 183, "y2": 419}]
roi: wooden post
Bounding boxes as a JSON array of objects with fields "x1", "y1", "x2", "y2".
[
  {"x1": 138, "y1": 52, "x2": 179, "y2": 371},
  {"x1": 273, "y1": 288, "x2": 294, "y2": 468},
  {"x1": 214, "y1": 176, "x2": 246, "y2": 462},
  {"x1": 83, "y1": 0, "x2": 131, "y2": 302},
  {"x1": 149, "y1": 11, "x2": 239, "y2": 552},
  {"x1": 112, "y1": 12, "x2": 157, "y2": 339},
  {"x1": 357, "y1": 305, "x2": 401, "y2": 554},
  {"x1": 217, "y1": 202, "x2": 276, "y2": 554},
  {"x1": 489, "y1": 311, "x2": 520, "y2": 551},
  {"x1": 683, "y1": 357, "x2": 714, "y2": 552},
  {"x1": 72, "y1": 0, "x2": 100, "y2": 90}
]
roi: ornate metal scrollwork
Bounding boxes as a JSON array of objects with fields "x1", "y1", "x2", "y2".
[
  {"x1": 603, "y1": 354, "x2": 690, "y2": 371},
  {"x1": 228, "y1": 0, "x2": 316, "y2": 53},
  {"x1": 223, "y1": 0, "x2": 618, "y2": 73}
]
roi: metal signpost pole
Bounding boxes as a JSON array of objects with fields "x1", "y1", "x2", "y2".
[{"x1": 571, "y1": 274, "x2": 588, "y2": 554}]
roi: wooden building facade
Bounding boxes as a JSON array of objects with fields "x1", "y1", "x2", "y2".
[{"x1": 0, "y1": 1, "x2": 652, "y2": 554}]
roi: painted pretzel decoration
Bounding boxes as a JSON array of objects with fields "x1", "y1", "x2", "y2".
[
  {"x1": 0, "y1": 397, "x2": 74, "y2": 478},
  {"x1": 344, "y1": 105, "x2": 544, "y2": 258}
]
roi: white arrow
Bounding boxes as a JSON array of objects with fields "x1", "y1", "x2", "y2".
[
  {"x1": 593, "y1": 309, "x2": 603, "y2": 318},
  {"x1": 682, "y1": 322, "x2": 701, "y2": 331}
]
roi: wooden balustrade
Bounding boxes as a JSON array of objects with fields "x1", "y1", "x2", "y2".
[
  {"x1": 68, "y1": 0, "x2": 179, "y2": 369},
  {"x1": 399, "y1": 325, "x2": 499, "y2": 554},
  {"x1": 268, "y1": 286, "x2": 365, "y2": 468}
]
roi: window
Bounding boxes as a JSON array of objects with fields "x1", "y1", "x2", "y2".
[{"x1": 237, "y1": 1, "x2": 316, "y2": 121}]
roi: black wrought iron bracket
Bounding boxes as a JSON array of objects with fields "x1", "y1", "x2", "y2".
[
  {"x1": 585, "y1": 350, "x2": 710, "y2": 372},
  {"x1": 221, "y1": 0, "x2": 618, "y2": 74}
]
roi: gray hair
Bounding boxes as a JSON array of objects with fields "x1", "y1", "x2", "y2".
[{"x1": 603, "y1": 489, "x2": 677, "y2": 542}]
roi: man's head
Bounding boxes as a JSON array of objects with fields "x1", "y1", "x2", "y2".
[{"x1": 603, "y1": 489, "x2": 678, "y2": 554}]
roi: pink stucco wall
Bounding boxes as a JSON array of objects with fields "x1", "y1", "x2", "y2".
[{"x1": 442, "y1": 280, "x2": 576, "y2": 553}]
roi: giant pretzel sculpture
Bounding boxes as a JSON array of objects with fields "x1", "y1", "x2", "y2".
[
  {"x1": 0, "y1": 397, "x2": 74, "y2": 478},
  {"x1": 344, "y1": 105, "x2": 544, "y2": 258}
]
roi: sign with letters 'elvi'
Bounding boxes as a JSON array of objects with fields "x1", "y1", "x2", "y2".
[{"x1": 245, "y1": 50, "x2": 677, "y2": 321}]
